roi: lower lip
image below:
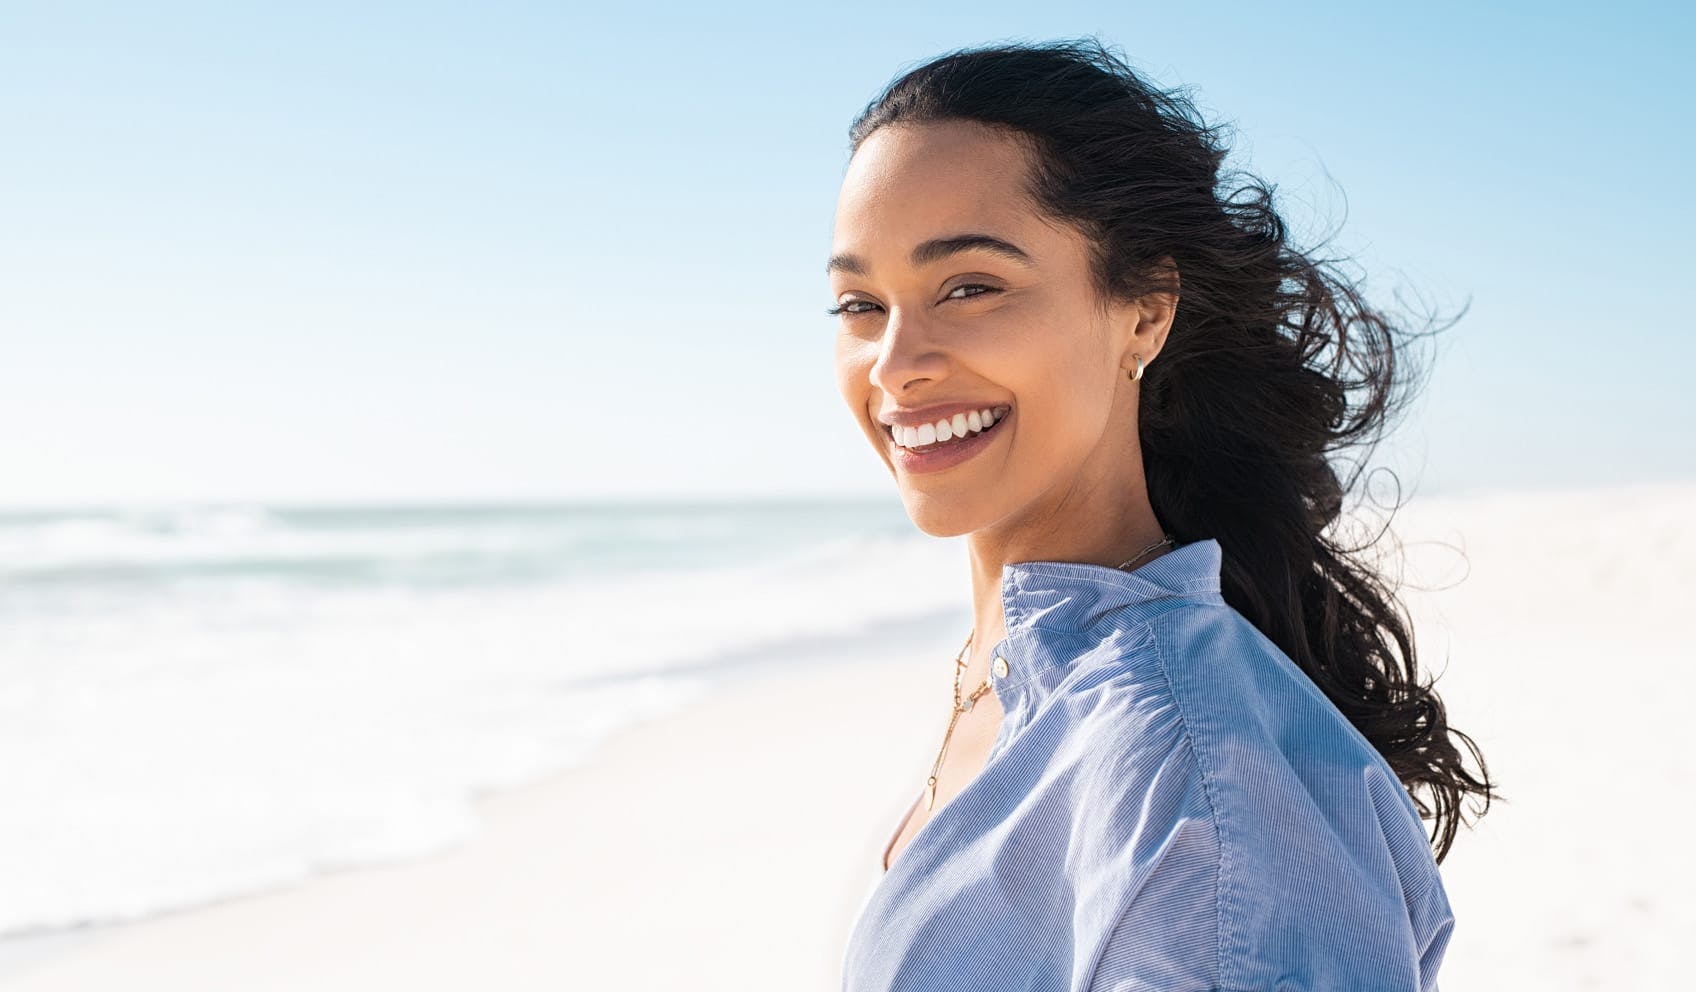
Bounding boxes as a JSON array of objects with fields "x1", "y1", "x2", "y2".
[{"x1": 888, "y1": 411, "x2": 1011, "y2": 475}]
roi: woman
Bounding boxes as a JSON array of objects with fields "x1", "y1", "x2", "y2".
[{"x1": 828, "y1": 39, "x2": 1496, "y2": 992}]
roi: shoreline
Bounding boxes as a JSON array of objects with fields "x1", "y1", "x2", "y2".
[{"x1": 0, "y1": 641, "x2": 953, "y2": 990}]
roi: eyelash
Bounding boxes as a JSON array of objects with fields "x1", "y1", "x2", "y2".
[{"x1": 826, "y1": 284, "x2": 1000, "y2": 317}]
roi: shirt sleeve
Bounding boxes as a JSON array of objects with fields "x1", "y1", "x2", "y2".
[
  {"x1": 1083, "y1": 841, "x2": 1454, "y2": 992},
  {"x1": 1086, "y1": 879, "x2": 1451, "y2": 992},
  {"x1": 1097, "y1": 603, "x2": 1458, "y2": 992},
  {"x1": 1079, "y1": 764, "x2": 1455, "y2": 992}
]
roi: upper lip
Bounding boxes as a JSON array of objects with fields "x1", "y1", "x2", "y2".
[{"x1": 878, "y1": 402, "x2": 1011, "y2": 428}]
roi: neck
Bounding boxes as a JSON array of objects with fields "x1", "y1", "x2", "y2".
[{"x1": 961, "y1": 488, "x2": 1170, "y2": 682}]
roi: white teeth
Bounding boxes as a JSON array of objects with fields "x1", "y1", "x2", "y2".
[{"x1": 892, "y1": 406, "x2": 1009, "y2": 451}]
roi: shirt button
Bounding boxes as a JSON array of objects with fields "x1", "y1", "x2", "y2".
[{"x1": 992, "y1": 656, "x2": 1009, "y2": 679}]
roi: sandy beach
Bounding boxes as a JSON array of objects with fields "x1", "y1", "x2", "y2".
[
  {"x1": 0, "y1": 643, "x2": 948, "y2": 990},
  {"x1": 3, "y1": 480, "x2": 1691, "y2": 990}
]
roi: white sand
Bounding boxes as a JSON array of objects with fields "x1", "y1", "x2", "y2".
[
  {"x1": 1, "y1": 648, "x2": 949, "y2": 990},
  {"x1": 4, "y1": 479, "x2": 1691, "y2": 989}
]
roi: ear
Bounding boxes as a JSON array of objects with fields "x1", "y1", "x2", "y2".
[{"x1": 1117, "y1": 256, "x2": 1179, "y2": 373}]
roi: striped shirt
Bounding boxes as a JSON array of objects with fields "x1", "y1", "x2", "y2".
[{"x1": 841, "y1": 537, "x2": 1453, "y2": 991}]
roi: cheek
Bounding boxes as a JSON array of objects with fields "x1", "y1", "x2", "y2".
[
  {"x1": 833, "y1": 340, "x2": 877, "y2": 412},
  {"x1": 834, "y1": 342, "x2": 854, "y2": 384},
  {"x1": 832, "y1": 335, "x2": 857, "y2": 383},
  {"x1": 1007, "y1": 328, "x2": 1115, "y2": 447}
]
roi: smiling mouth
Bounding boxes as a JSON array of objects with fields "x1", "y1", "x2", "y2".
[{"x1": 886, "y1": 408, "x2": 1010, "y2": 453}]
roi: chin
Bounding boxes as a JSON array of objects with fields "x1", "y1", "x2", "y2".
[{"x1": 895, "y1": 487, "x2": 986, "y2": 539}]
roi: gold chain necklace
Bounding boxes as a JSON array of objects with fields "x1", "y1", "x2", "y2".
[
  {"x1": 922, "y1": 629, "x2": 993, "y2": 811},
  {"x1": 921, "y1": 533, "x2": 1176, "y2": 812}
]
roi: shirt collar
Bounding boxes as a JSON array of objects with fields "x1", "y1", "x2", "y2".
[{"x1": 986, "y1": 537, "x2": 1225, "y2": 702}]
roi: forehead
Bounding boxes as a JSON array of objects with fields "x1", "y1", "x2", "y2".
[{"x1": 832, "y1": 120, "x2": 1046, "y2": 262}]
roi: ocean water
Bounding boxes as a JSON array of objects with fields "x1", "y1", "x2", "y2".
[{"x1": 0, "y1": 499, "x2": 964, "y2": 940}]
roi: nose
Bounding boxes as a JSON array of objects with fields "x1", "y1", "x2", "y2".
[{"x1": 869, "y1": 305, "x2": 949, "y2": 397}]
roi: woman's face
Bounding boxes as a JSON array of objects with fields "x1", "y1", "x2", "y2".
[{"x1": 829, "y1": 119, "x2": 1157, "y2": 538}]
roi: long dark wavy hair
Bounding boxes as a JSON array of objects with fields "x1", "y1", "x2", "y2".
[{"x1": 847, "y1": 38, "x2": 1496, "y2": 863}]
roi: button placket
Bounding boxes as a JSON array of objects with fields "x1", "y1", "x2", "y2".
[{"x1": 984, "y1": 649, "x2": 1019, "y2": 764}]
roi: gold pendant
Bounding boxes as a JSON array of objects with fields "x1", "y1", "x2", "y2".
[{"x1": 924, "y1": 776, "x2": 937, "y2": 811}]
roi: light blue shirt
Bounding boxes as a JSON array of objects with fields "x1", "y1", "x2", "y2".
[{"x1": 842, "y1": 538, "x2": 1453, "y2": 991}]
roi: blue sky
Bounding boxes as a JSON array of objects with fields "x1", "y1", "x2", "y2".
[{"x1": 1, "y1": 1, "x2": 1688, "y2": 506}]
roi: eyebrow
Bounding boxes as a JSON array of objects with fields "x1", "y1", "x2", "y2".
[{"x1": 825, "y1": 234, "x2": 1035, "y2": 276}]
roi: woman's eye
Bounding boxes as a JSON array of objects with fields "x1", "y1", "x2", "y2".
[{"x1": 825, "y1": 285, "x2": 997, "y2": 318}]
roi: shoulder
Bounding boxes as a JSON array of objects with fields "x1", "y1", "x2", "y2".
[
  {"x1": 1074, "y1": 604, "x2": 1454, "y2": 990},
  {"x1": 1135, "y1": 600, "x2": 1395, "y2": 788}
]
